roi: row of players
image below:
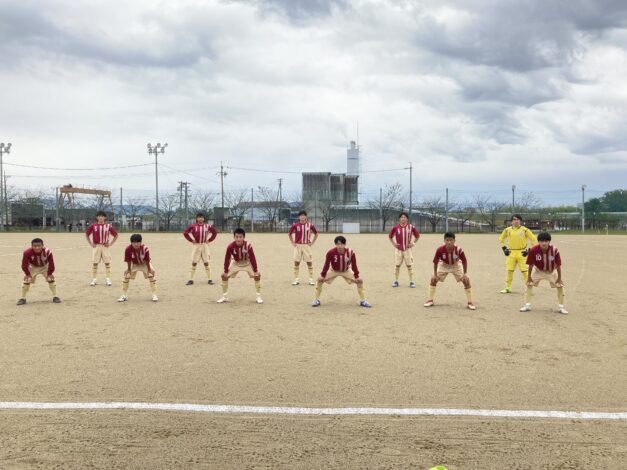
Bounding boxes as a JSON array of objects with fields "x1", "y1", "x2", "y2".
[{"x1": 16, "y1": 211, "x2": 567, "y2": 313}]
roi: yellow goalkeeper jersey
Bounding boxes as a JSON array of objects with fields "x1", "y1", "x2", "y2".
[{"x1": 498, "y1": 226, "x2": 537, "y2": 250}]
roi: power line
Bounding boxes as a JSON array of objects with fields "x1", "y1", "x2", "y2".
[{"x1": 5, "y1": 162, "x2": 152, "y2": 171}]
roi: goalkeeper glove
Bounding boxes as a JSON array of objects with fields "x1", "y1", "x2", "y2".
[
  {"x1": 502, "y1": 246, "x2": 510, "y2": 256},
  {"x1": 522, "y1": 249, "x2": 528, "y2": 257}
]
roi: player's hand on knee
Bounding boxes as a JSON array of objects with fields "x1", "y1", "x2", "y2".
[
  {"x1": 221, "y1": 273, "x2": 228, "y2": 281},
  {"x1": 23, "y1": 275, "x2": 32, "y2": 283},
  {"x1": 461, "y1": 274, "x2": 469, "y2": 283},
  {"x1": 46, "y1": 275, "x2": 55, "y2": 282},
  {"x1": 430, "y1": 275, "x2": 439, "y2": 284},
  {"x1": 527, "y1": 278, "x2": 534, "y2": 286},
  {"x1": 355, "y1": 277, "x2": 363, "y2": 284},
  {"x1": 555, "y1": 280, "x2": 564, "y2": 287},
  {"x1": 317, "y1": 276, "x2": 325, "y2": 283}
]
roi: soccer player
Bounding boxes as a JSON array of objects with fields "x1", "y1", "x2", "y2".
[
  {"x1": 17, "y1": 238, "x2": 61, "y2": 305},
  {"x1": 117, "y1": 234, "x2": 157, "y2": 302},
  {"x1": 218, "y1": 228, "x2": 262, "y2": 304},
  {"x1": 288, "y1": 210, "x2": 318, "y2": 285},
  {"x1": 183, "y1": 212, "x2": 218, "y2": 285},
  {"x1": 85, "y1": 210, "x2": 119, "y2": 286},
  {"x1": 424, "y1": 232, "x2": 476, "y2": 310},
  {"x1": 388, "y1": 211, "x2": 420, "y2": 288},
  {"x1": 498, "y1": 214, "x2": 537, "y2": 293},
  {"x1": 520, "y1": 232, "x2": 567, "y2": 314},
  {"x1": 312, "y1": 236, "x2": 372, "y2": 308}
]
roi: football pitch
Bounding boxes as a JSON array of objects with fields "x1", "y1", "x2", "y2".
[{"x1": 1, "y1": 232, "x2": 626, "y2": 469}]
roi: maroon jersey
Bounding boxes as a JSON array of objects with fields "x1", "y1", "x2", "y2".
[
  {"x1": 389, "y1": 223, "x2": 420, "y2": 251},
  {"x1": 433, "y1": 245, "x2": 467, "y2": 269},
  {"x1": 224, "y1": 241, "x2": 258, "y2": 273},
  {"x1": 124, "y1": 244, "x2": 151, "y2": 265},
  {"x1": 289, "y1": 222, "x2": 318, "y2": 244},
  {"x1": 320, "y1": 247, "x2": 360, "y2": 278},
  {"x1": 527, "y1": 244, "x2": 561, "y2": 272},
  {"x1": 183, "y1": 223, "x2": 218, "y2": 244},
  {"x1": 22, "y1": 247, "x2": 55, "y2": 276},
  {"x1": 86, "y1": 223, "x2": 118, "y2": 245}
]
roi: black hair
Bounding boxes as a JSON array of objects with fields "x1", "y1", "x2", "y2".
[
  {"x1": 298, "y1": 210, "x2": 307, "y2": 216},
  {"x1": 234, "y1": 228, "x2": 246, "y2": 237},
  {"x1": 444, "y1": 232, "x2": 456, "y2": 239},
  {"x1": 511, "y1": 214, "x2": 522, "y2": 221},
  {"x1": 31, "y1": 238, "x2": 44, "y2": 245},
  {"x1": 96, "y1": 210, "x2": 107, "y2": 218},
  {"x1": 130, "y1": 234, "x2": 142, "y2": 243},
  {"x1": 196, "y1": 212, "x2": 205, "y2": 219},
  {"x1": 399, "y1": 212, "x2": 409, "y2": 219},
  {"x1": 537, "y1": 231, "x2": 552, "y2": 242},
  {"x1": 334, "y1": 236, "x2": 347, "y2": 244}
]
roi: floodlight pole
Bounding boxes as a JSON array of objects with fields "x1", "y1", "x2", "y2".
[
  {"x1": 512, "y1": 184, "x2": 516, "y2": 213},
  {"x1": 147, "y1": 142, "x2": 168, "y2": 232},
  {"x1": 0, "y1": 142, "x2": 11, "y2": 231},
  {"x1": 581, "y1": 184, "x2": 587, "y2": 233}
]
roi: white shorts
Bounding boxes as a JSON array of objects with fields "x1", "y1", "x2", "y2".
[
  {"x1": 436, "y1": 262, "x2": 464, "y2": 282},
  {"x1": 395, "y1": 248, "x2": 414, "y2": 266},
  {"x1": 25, "y1": 265, "x2": 50, "y2": 283},
  {"x1": 529, "y1": 270, "x2": 560, "y2": 288},
  {"x1": 293, "y1": 244, "x2": 313, "y2": 262},
  {"x1": 323, "y1": 270, "x2": 359, "y2": 284},
  {"x1": 191, "y1": 244, "x2": 210, "y2": 264},
  {"x1": 125, "y1": 264, "x2": 154, "y2": 280},
  {"x1": 92, "y1": 245, "x2": 112, "y2": 264},
  {"x1": 226, "y1": 261, "x2": 255, "y2": 279}
]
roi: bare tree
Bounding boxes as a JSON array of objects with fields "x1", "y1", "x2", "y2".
[
  {"x1": 516, "y1": 191, "x2": 542, "y2": 213},
  {"x1": 420, "y1": 196, "x2": 447, "y2": 232},
  {"x1": 159, "y1": 194, "x2": 179, "y2": 231},
  {"x1": 190, "y1": 191, "x2": 216, "y2": 219},
  {"x1": 256, "y1": 186, "x2": 282, "y2": 231},
  {"x1": 226, "y1": 189, "x2": 249, "y2": 228},
  {"x1": 368, "y1": 183, "x2": 404, "y2": 231},
  {"x1": 125, "y1": 197, "x2": 146, "y2": 230},
  {"x1": 474, "y1": 194, "x2": 507, "y2": 232},
  {"x1": 456, "y1": 200, "x2": 477, "y2": 232},
  {"x1": 319, "y1": 197, "x2": 337, "y2": 232}
]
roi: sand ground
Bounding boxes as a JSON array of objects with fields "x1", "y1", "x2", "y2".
[{"x1": 1, "y1": 232, "x2": 626, "y2": 469}]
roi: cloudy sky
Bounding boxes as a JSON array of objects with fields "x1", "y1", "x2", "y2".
[{"x1": 1, "y1": 0, "x2": 626, "y2": 204}]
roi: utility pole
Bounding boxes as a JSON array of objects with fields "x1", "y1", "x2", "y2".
[
  {"x1": 177, "y1": 181, "x2": 191, "y2": 223},
  {"x1": 217, "y1": 162, "x2": 228, "y2": 229},
  {"x1": 581, "y1": 184, "x2": 587, "y2": 233},
  {"x1": 147, "y1": 142, "x2": 168, "y2": 232},
  {"x1": 119, "y1": 187, "x2": 124, "y2": 228},
  {"x1": 0, "y1": 142, "x2": 11, "y2": 231},
  {"x1": 250, "y1": 187, "x2": 254, "y2": 232},
  {"x1": 55, "y1": 186, "x2": 60, "y2": 232},
  {"x1": 3, "y1": 173, "x2": 8, "y2": 229},
  {"x1": 379, "y1": 187, "x2": 383, "y2": 231},
  {"x1": 445, "y1": 187, "x2": 449, "y2": 232},
  {"x1": 512, "y1": 184, "x2": 516, "y2": 213},
  {"x1": 408, "y1": 162, "x2": 413, "y2": 221}
]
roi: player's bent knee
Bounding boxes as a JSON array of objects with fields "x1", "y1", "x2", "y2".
[
  {"x1": 254, "y1": 275, "x2": 261, "y2": 281},
  {"x1": 221, "y1": 274, "x2": 228, "y2": 281}
]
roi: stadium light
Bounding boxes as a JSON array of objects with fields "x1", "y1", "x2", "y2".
[
  {"x1": 512, "y1": 185, "x2": 516, "y2": 212},
  {"x1": 147, "y1": 142, "x2": 168, "y2": 232},
  {"x1": 0, "y1": 142, "x2": 12, "y2": 231},
  {"x1": 581, "y1": 184, "x2": 587, "y2": 233}
]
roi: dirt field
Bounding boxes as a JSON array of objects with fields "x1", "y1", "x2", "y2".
[{"x1": 1, "y1": 232, "x2": 626, "y2": 469}]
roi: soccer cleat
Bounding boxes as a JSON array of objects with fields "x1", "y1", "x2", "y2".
[
  {"x1": 90, "y1": 279, "x2": 97, "y2": 286},
  {"x1": 105, "y1": 278, "x2": 112, "y2": 286},
  {"x1": 16, "y1": 298, "x2": 26, "y2": 306},
  {"x1": 256, "y1": 295, "x2": 264, "y2": 304},
  {"x1": 558, "y1": 305, "x2": 568, "y2": 315},
  {"x1": 409, "y1": 282, "x2": 416, "y2": 288},
  {"x1": 186, "y1": 280, "x2": 194, "y2": 286},
  {"x1": 500, "y1": 288, "x2": 512, "y2": 294},
  {"x1": 392, "y1": 280, "x2": 399, "y2": 287},
  {"x1": 519, "y1": 303, "x2": 532, "y2": 312},
  {"x1": 117, "y1": 295, "x2": 128, "y2": 302},
  {"x1": 423, "y1": 300, "x2": 434, "y2": 307},
  {"x1": 311, "y1": 299, "x2": 321, "y2": 307},
  {"x1": 291, "y1": 278, "x2": 300, "y2": 286},
  {"x1": 152, "y1": 295, "x2": 158, "y2": 302},
  {"x1": 208, "y1": 280, "x2": 214, "y2": 285},
  {"x1": 52, "y1": 297, "x2": 61, "y2": 303},
  {"x1": 308, "y1": 278, "x2": 315, "y2": 286},
  {"x1": 217, "y1": 296, "x2": 228, "y2": 303},
  {"x1": 467, "y1": 302, "x2": 477, "y2": 310},
  {"x1": 359, "y1": 300, "x2": 372, "y2": 308}
]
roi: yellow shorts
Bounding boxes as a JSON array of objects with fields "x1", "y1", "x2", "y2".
[
  {"x1": 323, "y1": 270, "x2": 359, "y2": 284},
  {"x1": 395, "y1": 248, "x2": 414, "y2": 266},
  {"x1": 529, "y1": 270, "x2": 560, "y2": 288},
  {"x1": 436, "y1": 262, "x2": 464, "y2": 282},
  {"x1": 92, "y1": 245, "x2": 112, "y2": 264},
  {"x1": 506, "y1": 249, "x2": 528, "y2": 271},
  {"x1": 293, "y1": 244, "x2": 313, "y2": 262},
  {"x1": 191, "y1": 244, "x2": 210, "y2": 264},
  {"x1": 25, "y1": 265, "x2": 50, "y2": 283},
  {"x1": 226, "y1": 261, "x2": 255, "y2": 279},
  {"x1": 125, "y1": 264, "x2": 154, "y2": 280}
]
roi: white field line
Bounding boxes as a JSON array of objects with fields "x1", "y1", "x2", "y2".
[{"x1": 0, "y1": 402, "x2": 625, "y2": 420}]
